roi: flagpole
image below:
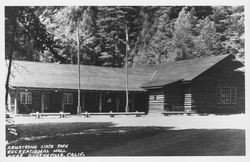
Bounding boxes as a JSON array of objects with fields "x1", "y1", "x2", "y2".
[
  {"x1": 125, "y1": 25, "x2": 129, "y2": 112},
  {"x1": 77, "y1": 20, "x2": 81, "y2": 116}
]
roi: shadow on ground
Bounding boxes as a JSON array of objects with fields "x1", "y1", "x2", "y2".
[{"x1": 6, "y1": 122, "x2": 245, "y2": 156}]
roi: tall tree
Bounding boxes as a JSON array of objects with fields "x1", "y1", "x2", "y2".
[
  {"x1": 5, "y1": 6, "x2": 65, "y2": 109},
  {"x1": 96, "y1": 6, "x2": 143, "y2": 67},
  {"x1": 193, "y1": 17, "x2": 222, "y2": 57},
  {"x1": 211, "y1": 6, "x2": 244, "y2": 70},
  {"x1": 132, "y1": 6, "x2": 161, "y2": 65},
  {"x1": 171, "y1": 7, "x2": 198, "y2": 60},
  {"x1": 40, "y1": 6, "x2": 99, "y2": 65},
  {"x1": 133, "y1": 7, "x2": 176, "y2": 65}
]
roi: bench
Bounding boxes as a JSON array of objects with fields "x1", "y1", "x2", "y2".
[
  {"x1": 81, "y1": 111, "x2": 145, "y2": 118},
  {"x1": 162, "y1": 111, "x2": 196, "y2": 116},
  {"x1": 30, "y1": 112, "x2": 71, "y2": 119}
]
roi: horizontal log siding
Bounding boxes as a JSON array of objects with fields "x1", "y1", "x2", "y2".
[
  {"x1": 148, "y1": 90, "x2": 164, "y2": 114},
  {"x1": 191, "y1": 79, "x2": 217, "y2": 113},
  {"x1": 192, "y1": 56, "x2": 245, "y2": 113},
  {"x1": 184, "y1": 91, "x2": 193, "y2": 111}
]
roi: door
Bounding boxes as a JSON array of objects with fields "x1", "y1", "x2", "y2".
[
  {"x1": 43, "y1": 93, "x2": 50, "y2": 112},
  {"x1": 48, "y1": 93, "x2": 61, "y2": 112}
]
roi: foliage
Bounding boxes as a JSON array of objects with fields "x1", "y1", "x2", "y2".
[
  {"x1": 5, "y1": 6, "x2": 66, "y2": 63},
  {"x1": 5, "y1": 6, "x2": 245, "y2": 68},
  {"x1": 96, "y1": 6, "x2": 143, "y2": 67}
]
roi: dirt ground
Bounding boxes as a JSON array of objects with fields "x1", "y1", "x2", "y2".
[{"x1": 6, "y1": 114, "x2": 246, "y2": 156}]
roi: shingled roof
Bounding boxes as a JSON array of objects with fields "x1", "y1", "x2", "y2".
[
  {"x1": 141, "y1": 54, "x2": 232, "y2": 88},
  {"x1": 9, "y1": 60, "x2": 155, "y2": 91},
  {"x1": 8, "y1": 54, "x2": 233, "y2": 91}
]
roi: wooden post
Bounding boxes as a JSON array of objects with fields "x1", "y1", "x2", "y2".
[
  {"x1": 125, "y1": 25, "x2": 129, "y2": 112},
  {"x1": 81, "y1": 93, "x2": 85, "y2": 112},
  {"x1": 116, "y1": 94, "x2": 120, "y2": 112},
  {"x1": 14, "y1": 90, "x2": 17, "y2": 115},
  {"x1": 41, "y1": 90, "x2": 45, "y2": 113},
  {"x1": 76, "y1": 20, "x2": 81, "y2": 116},
  {"x1": 62, "y1": 92, "x2": 65, "y2": 112},
  {"x1": 8, "y1": 93, "x2": 11, "y2": 113},
  {"x1": 98, "y1": 93, "x2": 102, "y2": 112},
  {"x1": 132, "y1": 93, "x2": 135, "y2": 112}
]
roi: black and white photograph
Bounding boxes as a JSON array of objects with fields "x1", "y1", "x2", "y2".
[{"x1": 2, "y1": 0, "x2": 248, "y2": 160}]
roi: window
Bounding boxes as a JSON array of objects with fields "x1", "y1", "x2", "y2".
[
  {"x1": 217, "y1": 87, "x2": 237, "y2": 104},
  {"x1": 64, "y1": 93, "x2": 73, "y2": 104},
  {"x1": 10, "y1": 92, "x2": 15, "y2": 105},
  {"x1": 20, "y1": 92, "x2": 32, "y2": 104},
  {"x1": 231, "y1": 88, "x2": 236, "y2": 104}
]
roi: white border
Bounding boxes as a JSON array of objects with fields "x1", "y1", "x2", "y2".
[{"x1": 0, "y1": 1, "x2": 249, "y2": 162}]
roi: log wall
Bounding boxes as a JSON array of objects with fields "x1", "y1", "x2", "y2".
[
  {"x1": 192, "y1": 56, "x2": 245, "y2": 113},
  {"x1": 148, "y1": 90, "x2": 165, "y2": 114}
]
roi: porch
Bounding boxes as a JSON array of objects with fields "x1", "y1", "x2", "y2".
[{"x1": 7, "y1": 88, "x2": 148, "y2": 115}]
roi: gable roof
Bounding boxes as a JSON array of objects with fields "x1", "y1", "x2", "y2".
[
  {"x1": 141, "y1": 54, "x2": 232, "y2": 88},
  {"x1": 9, "y1": 60, "x2": 155, "y2": 91},
  {"x1": 8, "y1": 54, "x2": 233, "y2": 91}
]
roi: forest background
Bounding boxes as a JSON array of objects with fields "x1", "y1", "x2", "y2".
[{"x1": 5, "y1": 6, "x2": 244, "y2": 68}]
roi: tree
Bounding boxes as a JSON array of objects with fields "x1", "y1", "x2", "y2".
[
  {"x1": 171, "y1": 7, "x2": 198, "y2": 60},
  {"x1": 222, "y1": 6, "x2": 244, "y2": 67},
  {"x1": 96, "y1": 6, "x2": 143, "y2": 67},
  {"x1": 132, "y1": 6, "x2": 163, "y2": 65},
  {"x1": 193, "y1": 18, "x2": 222, "y2": 57},
  {"x1": 211, "y1": 6, "x2": 244, "y2": 70},
  {"x1": 40, "y1": 6, "x2": 100, "y2": 65},
  {"x1": 67, "y1": 6, "x2": 88, "y2": 115},
  {"x1": 5, "y1": 7, "x2": 18, "y2": 108},
  {"x1": 5, "y1": 6, "x2": 66, "y2": 109}
]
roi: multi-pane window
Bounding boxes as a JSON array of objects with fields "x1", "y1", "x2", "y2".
[
  {"x1": 217, "y1": 87, "x2": 237, "y2": 104},
  {"x1": 20, "y1": 92, "x2": 32, "y2": 104},
  {"x1": 231, "y1": 88, "x2": 236, "y2": 104},
  {"x1": 10, "y1": 92, "x2": 15, "y2": 105},
  {"x1": 64, "y1": 93, "x2": 73, "y2": 104}
]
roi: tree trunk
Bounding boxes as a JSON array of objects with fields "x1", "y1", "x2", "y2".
[{"x1": 5, "y1": 27, "x2": 16, "y2": 111}]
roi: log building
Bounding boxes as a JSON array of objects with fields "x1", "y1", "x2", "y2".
[{"x1": 7, "y1": 54, "x2": 245, "y2": 115}]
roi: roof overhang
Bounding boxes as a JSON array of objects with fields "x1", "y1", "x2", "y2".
[{"x1": 10, "y1": 86, "x2": 147, "y2": 93}]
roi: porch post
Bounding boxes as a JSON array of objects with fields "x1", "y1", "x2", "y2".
[
  {"x1": 132, "y1": 93, "x2": 135, "y2": 112},
  {"x1": 8, "y1": 93, "x2": 11, "y2": 112},
  {"x1": 81, "y1": 93, "x2": 85, "y2": 112},
  {"x1": 41, "y1": 90, "x2": 45, "y2": 113},
  {"x1": 61, "y1": 92, "x2": 65, "y2": 112},
  {"x1": 116, "y1": 94, "x2": 120, "y2": 112},
  {"x1": 14, "y1": 90, "x2": 17, "y2": 115},
  {"x1": 99, "y1": 93, "x2": 102, "y2": 112}
]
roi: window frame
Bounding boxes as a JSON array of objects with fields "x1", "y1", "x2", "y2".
[
  {"x1": 63, "y1": 93, "x2": 73, "y2": 105},
  {"x1": 217, "y1": 87, "x2": 237, "y2": 105},
  {"x1": 153, "y1": 95, "x2": 157, "y2": 101},
  {"x1": 20, "y1": 92, "x2": 32, "y2": 104}
]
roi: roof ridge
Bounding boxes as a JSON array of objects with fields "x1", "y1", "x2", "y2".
[{"x1": 158, "y1": 54, "x2": 230, "y2": 66}]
